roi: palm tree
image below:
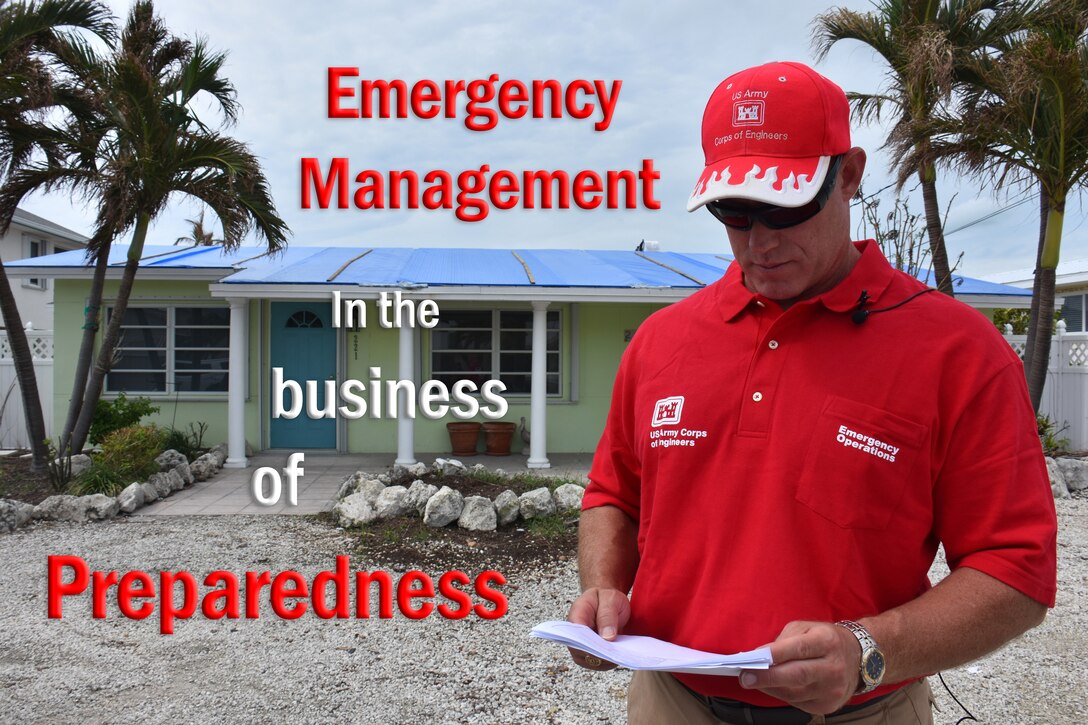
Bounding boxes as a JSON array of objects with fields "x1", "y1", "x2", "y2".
[
  {"x1": 813, "y1": 0, "x2": 1033, "y2": 297},
  {"x1": 175, "y1": 210, "x2": 223, "y2": 246},
  {"x1": 947, "y1": 0, "x2": 1088, "y2": 411},
  {"x1": 0, "y1": 0, "x2": 289, "y2": 454},
  {"x1": 0, "y1": 0, "x2": 113, "y2": 470}
]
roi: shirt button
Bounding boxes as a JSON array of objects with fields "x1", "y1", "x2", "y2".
[
  {"x1": 752, "y1": 392, "x2": 763, "y2": 402},
  {"x1": 768, "y1": 340, "x2": 779, "y2": 350},
  {"x1": 755, "y1": 300, "x2": 765, "y2": 308}
]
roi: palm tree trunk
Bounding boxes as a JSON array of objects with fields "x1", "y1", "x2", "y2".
[
  {"x1": 60, "y1": 241, "x2": 111, "y2": 455},
  {"x1": 0, "y1": 261, "x2": 49, "y2": 470},
  {"x1": 1026, "y1": 203, "x2": 1064, "y2": 412},
  {"x1": 70, "y1": 215, "x2": 148, "y2": 452},
  {"x1": 919, "y1": 164, "x2": 955, "y2": 297},
  {"x1": 1022, "y1": 187, "x2": 1049, "y2": 380}
]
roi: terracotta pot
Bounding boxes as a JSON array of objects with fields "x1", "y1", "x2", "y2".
[
  {"x1": 482, "y1": 422, "x2": 516, "y2": 456},
  {"x1": 446, "y1": 421, "x2": 481, "y2": 457}
]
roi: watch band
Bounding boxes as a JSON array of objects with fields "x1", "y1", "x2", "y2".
[{"x1": 835, "y1": 620, "x2": 885, "y2": 694}]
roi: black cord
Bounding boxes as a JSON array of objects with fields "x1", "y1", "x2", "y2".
[{"x1": 938, "y1": 672, "x2": 978, "y2": 725}]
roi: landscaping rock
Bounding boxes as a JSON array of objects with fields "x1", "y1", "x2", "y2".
[
  {"x1": 404, "y1": 480, "x2": 438, "y2": 516},
  {"x1": 494, "y1": 490, "x2": 520, "y2": 526},
  {"x1": 173, "y1": 461, "x2": 193, "y2": 487},
  {"x1": 458, "y1": 496, "x2": 497, "y2": 531},
  {"x1": 139, "y1": 482, "x2": 160, "y2": 503},
  {"x1": 434, "y1": 458, "x2": 466, "y2": 477},
  {"x1": 1047, "y1": 458, "x2": 1071, "y2": 500},
  {"x1": 519, "y1": 487, "x2": 556, "y2": 520},
  {"x1": 336, "y1": 477, "x2": 358, "y2": 500},
  {"x1": 552, "y1": 483, "x2": 585, "y2": 513},
  {"x1": 333, "y1": 493, "x2": 380, "y2": 527},
  {"x1": 54, "y1": 454, "x2": 92, "y2": 478},
  {"x1": 148, "y1": 473, "x2": 174, "y2": 499},
  {"x1": 0, "y1": 498, "x2": 34, "y2": 533},
  {"x1": 407, "y1": 462, "x2": 428, "y2": 477},
  {"x1": 376, "y1": 486, "x2": 409, "y2": 519},
  {"x1": 423, "y1": 486, "x2": 463, "y2": 527},
  {"x1": 210, "y1": 443, "x2": 228, "y2": 467},
  {"x1": 470, "y1": 463, "x2": 488, "y2": 474},
  {"x1": 190, "y1": 454, "x2": 218, "y2": 482},
  {"x1": 156, "y1": 449, "x2": 188, "y2": 471},
  {"x1": 83, "y1": 494, "x2": 120, "y2": 521},
  {"x1": 165, "y1": 469, "x2": 185, "y2": 492},
  {"x1": 117, "y1": 482, "x2": 146, "y2": 513},
  {"x1": 1056, "y1": 457, "x2": 1088, "y2": 492},
  {"x1": 34, "y1": 494, "x2": 118, "y2": 522}
]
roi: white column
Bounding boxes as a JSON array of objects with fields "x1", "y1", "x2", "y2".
[
  {"x1": 395, "y1": 319, "x2": 416, "y2": 465},
  {"x1": 527, "y1": 300, "x2": 550, "y2": 469},
  {"x1": 225, "y1": 297, "x2": 249, "y2": 468}
]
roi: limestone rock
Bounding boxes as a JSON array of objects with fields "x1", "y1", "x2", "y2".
[
  {"x1": 34, "y1": 495, "x2": 80, "y2": 521},
  {"x1": 1056, "y1": 457, "x2": 1088, "y2": 492},
  {"x1": 404, "y1": 480, "x2": 439, "y2": 516},
  {"x1": 53, "y1": 454, "x2": 91, "y2": 478},
  {"x1": 494, "y1": 490, "x2": 520, "y2": 526},
  {"x1": 407, "y1": 462, "x2": 428, "y2": 477},
  {"x1": 458, "y1": 496, "x2": 497, "y2": 531},
  {"x1": 519, "y1": 487, "x2": 556, "y2": 520},
  {"x1": 34, "y1": 494, "x2": 118, "y2": 522},
  {"x1": 156, "y1": 449, "x2": 188, "y2": 470},
  {"x1": 82, "y1": 494, "x2": 119, "y2": 521},
  {"x1": 433, "y1": 458, "x2": 466, "y2": 477},
  {"x1": 423, "y1": 486, "x2": 464, "y2": 527},
  {"x1": 190, "y1": 454, "x2": 219, "y2": 482},
  {"x1": 139, "y1": 482, "x2": 160, "y2": 504},
  {"x1": 0, "y1": 498, "x2": 34, "y2": 532},
  {"x1": 376, "y1": 486, "x2": 410, "y2": 519},
  {"x1": 334, "y1": 493, "x2": 380, "y2": 527},
  {"x1": 173, "y1": 461, "x2": 193, "y2": 487},
  {"x1": 117, "y1": 482, "x2": 146, "y2": 513},
  {"x1": 1046, "y1": 457, "x2": 1071, "y2": 500},
  {"x1": 148, "y1": 472, "x2": 174, "y2": 499},
  {"x1": 552, "y1": 483, "x2": 586, "y2": 513},
  {"x1": 165, "y1": 469, "x2": 185, "y2": 492},
  {"x1": 210, "y1": 443, "x2": 228, "y2": 467}
]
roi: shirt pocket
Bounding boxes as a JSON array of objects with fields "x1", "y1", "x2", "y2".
[{"x1": 795, "y1": 396, "x2": 929, "y2": 530}]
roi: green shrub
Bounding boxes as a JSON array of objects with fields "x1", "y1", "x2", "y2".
[
  {"x1": 1038, "y1": 414, "x2": 1070, "y2": 455},
  {"x1": 99, "y1": 424, "x2": 166, "y2": 481},
  {"x1": 71, "y1": 459, "x2": 125, "y2": 496},
  {"x1": 163, "y1": 421, "x2": 209, "y2": 462},
  {"x1": 89, "y1": 393, "x2": 160, "y2": 445}
]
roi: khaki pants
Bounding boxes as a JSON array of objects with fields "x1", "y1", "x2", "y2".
[{"x1": 628, "y1": 671, "x2": 934, "y2": 725}]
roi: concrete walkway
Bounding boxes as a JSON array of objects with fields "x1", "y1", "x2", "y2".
[{"x1": 141, "y1": 452, "x2": 594, "y2": 516}]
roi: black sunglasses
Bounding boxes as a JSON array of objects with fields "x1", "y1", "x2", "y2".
[{"x1": 705, "y1": 155, "x2": 844, "y2": 231}]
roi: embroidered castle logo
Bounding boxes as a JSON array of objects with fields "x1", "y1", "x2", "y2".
[
  {"x1": 652, "y1": 396, "x2": 684, "y2": 427},
  {"x1": 733, "y1": 100, "x2": 765, "y2": 126}
]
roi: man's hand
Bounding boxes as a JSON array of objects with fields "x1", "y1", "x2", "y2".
[
  {"x1": 565, "y1": 587, "x2": 631, "y2": 671},
  {"x1": 739, "y1": 621, "x2": 861, "y2": 715}
]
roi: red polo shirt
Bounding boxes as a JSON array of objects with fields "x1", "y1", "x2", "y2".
[{"x1": 583, "y1": 240, "x2": 1058, "y2": 705}]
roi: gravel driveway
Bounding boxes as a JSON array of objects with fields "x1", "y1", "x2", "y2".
[{"x1": 1, "y1": 500, "x2": 1084, "y2": 724}]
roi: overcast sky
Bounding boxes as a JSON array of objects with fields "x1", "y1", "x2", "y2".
[{"x1": 16, "y1": 0, "x2": 1087, "y2": 279}]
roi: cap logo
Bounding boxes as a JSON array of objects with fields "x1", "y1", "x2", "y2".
[{"x1": 733, "y1": 100, "x2": 764, "y2": 127}]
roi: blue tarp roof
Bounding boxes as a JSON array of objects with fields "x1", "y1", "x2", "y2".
[{"x1": 7, "y1": 244, "x2": 1031, "y2": 296}]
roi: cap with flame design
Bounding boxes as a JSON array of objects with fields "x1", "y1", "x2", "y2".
[{"x1": 687, "y1": 61, "x2": 851, "y2": 212}]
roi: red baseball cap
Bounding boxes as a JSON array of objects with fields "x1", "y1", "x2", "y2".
[{"x1": 687, "y1": 61, "x2": 851, "y2": 212}]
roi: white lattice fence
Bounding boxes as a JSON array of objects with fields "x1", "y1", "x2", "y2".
[
  {"x1": 0, "y1": 331, "x2": 53, "y2": 449},
  {"x1": 1005, "y1": 323, "x2": 1088, "y2": 450}
]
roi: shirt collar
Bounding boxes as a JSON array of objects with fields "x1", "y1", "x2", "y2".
[{"x1": 716, "y1": 240, "x2": 898, "y2": 322}]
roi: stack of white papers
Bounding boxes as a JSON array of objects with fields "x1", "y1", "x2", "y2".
[{"x1": 530, "y1": 621, "x2": 773, "y2": 676}]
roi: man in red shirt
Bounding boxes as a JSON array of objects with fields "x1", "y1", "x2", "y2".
[{"x1": 568, "y1": 61, "x2": 1058, "y2": 725}]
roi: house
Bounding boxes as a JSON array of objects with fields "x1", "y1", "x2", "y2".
[
  {"x1": 0, "y1": 208, "x2": 88, "y2": 331},
  {"x1": 7, "y1": 244, "x2": 1032, "y2": 467},
  {"x1": 987, "y1": 259, "x2": 1088, "y2": 330}
]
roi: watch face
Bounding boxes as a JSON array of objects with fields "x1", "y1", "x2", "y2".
[{"x1": 863, "y1": 650, "x2": 886, "y2": 683}]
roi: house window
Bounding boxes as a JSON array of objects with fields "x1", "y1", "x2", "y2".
[
  {"x1": 22, "y1": 235, "x2": 48, "y2": 290},
  {"x1": 1062, "y1": 294, "x2": 1085, "y2": 332},
  {"x1": 105, "y1": 306, "x2": 230, "y2": 393},
  {"x1": 431, "y1": 310, "x2": 561, "y2": 396}
]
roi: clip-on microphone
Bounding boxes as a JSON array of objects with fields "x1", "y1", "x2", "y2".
[{"x1": 852, "y1": 288, "x2": 936, "y2": 325}]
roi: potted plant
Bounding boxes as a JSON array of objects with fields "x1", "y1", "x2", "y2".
[
  {"x1": 446, "y1": 421, "x2": 481, "y2": 456},
  {"x1": 482, "y1": 421, "x2": 516, "y2": 456}
]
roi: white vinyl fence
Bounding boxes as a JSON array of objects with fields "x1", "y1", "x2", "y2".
[
  {"x1": 1005, "y1": 321, "x2": 1088, "y2": 451},
  {"x1": 0, "y1": 331, "x2": 53, "y2": 450}
]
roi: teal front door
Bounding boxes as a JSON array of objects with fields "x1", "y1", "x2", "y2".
[{"x1": 270, "y1": 302, "x2": 337, "y2": 449}]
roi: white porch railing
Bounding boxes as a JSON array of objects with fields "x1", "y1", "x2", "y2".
[
  {"x1": 0, "y1": 330, "x2": 53, "y2": 449},
  {"x1": 1005, "y1": 321, "x2": 1088, "y2": 450}
]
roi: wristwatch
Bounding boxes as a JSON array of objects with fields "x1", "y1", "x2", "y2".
[{"x1": 835, "y1": 620, "x2": 885, "y2": 694}]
